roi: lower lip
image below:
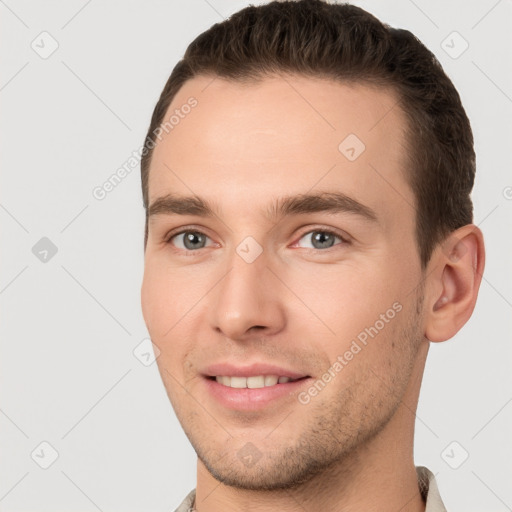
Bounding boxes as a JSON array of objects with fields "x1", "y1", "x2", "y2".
[{"x1": 203, "y1": 376, "x2": 312, "y2": 411}]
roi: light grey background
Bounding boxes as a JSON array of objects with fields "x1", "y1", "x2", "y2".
[{"x1": 1, "y1": 0, "x2": 511, "y2": 511}]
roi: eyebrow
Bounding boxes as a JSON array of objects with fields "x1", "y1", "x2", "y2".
[{"x1": 148, "y1": 191, "x2": 379, "y2": 224}]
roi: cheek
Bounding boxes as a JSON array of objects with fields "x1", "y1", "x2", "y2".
[
  {"x1": 141, "y1": 258, "x2": 210, "y2": 338},
  {"x1": 142, "y1": 265, "x2": 194, "y2": 379},
  {"x1": 141, "y1": 264, "x2": 164, "y2": 333},
  {"x1": 141, "y1": 260, "x2": 183, "y2": 337},
  {"x1": 292, "y1": 262, "x2": 397, "y2": 344}
]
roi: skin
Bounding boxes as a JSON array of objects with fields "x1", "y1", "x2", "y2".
[{"x1": 141, "y1": 74, "x2": 485, "y2": 511}]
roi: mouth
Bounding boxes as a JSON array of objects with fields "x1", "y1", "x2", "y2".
[
  {"x1": 206, "y1": 375, "x2": 310, "y2": 389},
  {"x1": 202, "y1": 373, "x2": 313, "y2": 411}
]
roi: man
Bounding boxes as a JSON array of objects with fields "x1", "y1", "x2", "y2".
[{"x1": 140, "y1": 1, "x2": 485, "y2": 510}]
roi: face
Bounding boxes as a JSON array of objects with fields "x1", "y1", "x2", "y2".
[{"x1": 141, "y1": 74, "x2": 427, "y2": 490}]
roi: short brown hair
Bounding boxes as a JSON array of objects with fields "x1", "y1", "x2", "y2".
[{"x1": 140, "y1": 0, "x2": 475, "y2": 269}]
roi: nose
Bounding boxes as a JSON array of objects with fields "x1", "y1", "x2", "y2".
[{"x1": 208, "y1": 246, "x2": 286, "y2": 341}]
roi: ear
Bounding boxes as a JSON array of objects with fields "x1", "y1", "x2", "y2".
[{"x1": 424, "y1": 224, "x2": 485, "y2": 342}]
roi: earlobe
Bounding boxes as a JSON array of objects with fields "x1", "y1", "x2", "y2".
[{"x1": 424, "y1": 225, "x2": 485, "y2": 342}]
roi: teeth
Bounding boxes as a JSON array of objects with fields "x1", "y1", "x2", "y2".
[
  {"x1": 230, "y1": 376, "x2": 247, "y2": 389},
  {"x1": 264, "y1": 375, "x2": 278, "y2": 386},
  {"x1": 245, "y1": 376, "x2": 263, "y2": 388},
  {"x1": 214, "y1": 375, "x2": 298, "y2": 389}
]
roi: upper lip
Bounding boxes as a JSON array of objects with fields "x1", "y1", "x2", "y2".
[{"x1": 202, "y1": 362, "x2": 309, "y2": 379}]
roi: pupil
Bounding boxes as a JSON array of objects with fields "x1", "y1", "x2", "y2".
[
  {"x1": 185, "y1": 232, "x2": 204, "y2": 250},
  {"x1": 313, "y1": 231, "x2": 334, "y2": 249}
]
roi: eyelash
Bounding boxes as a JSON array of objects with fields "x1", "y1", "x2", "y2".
[{"x1": 164, "y1": 226, "x2": 350, "y2": 253}]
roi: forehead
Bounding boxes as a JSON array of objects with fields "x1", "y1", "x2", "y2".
[{"x1": 148, "y1": 74, "x2": 414, "y2": 228}]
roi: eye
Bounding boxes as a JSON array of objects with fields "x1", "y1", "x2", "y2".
[
  {"x1": 295, "y1": 229, "x2": 347, "y2": 250},
  {"x1": 167, "y1": 230, "x2": 214, "y2": 251},
  {"x1": 165, "y1": 227, "x2": 348, "y2": 252}
]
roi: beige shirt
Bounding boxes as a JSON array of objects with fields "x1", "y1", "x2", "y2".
[{"x1": 174, "y1": 466, "x2": 447, "y2": 512}]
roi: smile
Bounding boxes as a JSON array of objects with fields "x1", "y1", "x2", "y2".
[{"x1": 211, "y1": 375, "x2": 306, "y2": 388}]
